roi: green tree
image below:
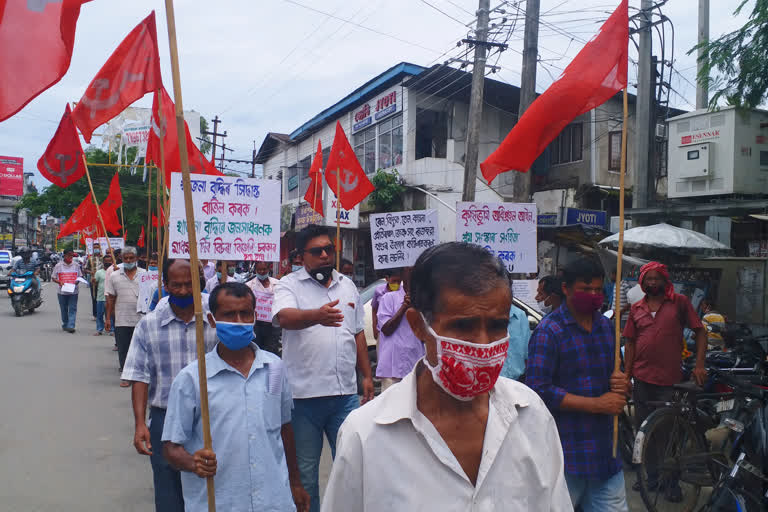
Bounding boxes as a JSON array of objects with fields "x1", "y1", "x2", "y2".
[
  {"x1": 368, "y1": 169, "x2": 405, "y2": 212},
  {"x1": 691, "y1": 0, "x2": 768, "y2": 108},
  {"x1": 17, "y1": 148, "x2": 159, "y2": 244},
  {"x1": 199, "y1": 116, "x2": 212, "y2": 155}
]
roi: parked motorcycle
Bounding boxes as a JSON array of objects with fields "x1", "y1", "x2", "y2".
[
  {"x1": 39, "y1": 261, "x2": 53, "y2": 282},
  {"x1": 7, "y1": 271, "x2": 42, "y2": 316}
]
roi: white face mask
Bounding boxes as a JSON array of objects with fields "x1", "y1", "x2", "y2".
[
  {"x1": 421, "y1": 314, "x2": 509, "y2": 401},
  {"x1": 537, "y1": 300, "x2": 553, "y2": 315}
]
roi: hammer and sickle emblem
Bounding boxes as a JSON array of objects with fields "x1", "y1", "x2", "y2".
[
  {"x1": 330, "y1": 167, "x2": 358, "y2": 193},
  {"x1": 43, "y1": 151, "x2": 81, "y2": 184},
  {"x1": 80, "y1": 70, "x2": 146, "y2": 119},
  {"x1": 150, "y1": 111, "x2": 166, "y2": 138},
  {"x1": 27, "y1": 0, "x2": 60, "y2": 13}
]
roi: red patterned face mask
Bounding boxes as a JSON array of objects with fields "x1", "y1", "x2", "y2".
[{"x1": 422, "y1": 315, "x2": 509, "y2": 401}]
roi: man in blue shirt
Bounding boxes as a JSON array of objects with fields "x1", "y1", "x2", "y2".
[
  {"x1": 526, "y1": 258, "x2": 630, "y2": 511},
  {"x1": 499, "y1": 294, "x2": 531, "y2": 381},
  {"x1": 162, "y1": 282, "x2": 309, "y2": 512}
]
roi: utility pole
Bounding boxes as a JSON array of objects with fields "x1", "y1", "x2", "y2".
[
  {"x1": 633, "y1": 0, "x2": 653, "y2": 210},
  {"x1": 202, "y1": 115, "x2": 227, "y2": 162},
  {"x1": 696, "y1": 0, "x2": 710, "y2": 109},
  {"x1": 252, "y1": 140, "x2": 257, "y2": 178},
  {"x1": 462, "y1": 0, "x2": 491, "y2": 202},
  {"x1": 219, "y1": 143, "x2": 227, "y2": 173},
  {"x1": 515, "y1": 0, "x2": 540, "y2": 203}
]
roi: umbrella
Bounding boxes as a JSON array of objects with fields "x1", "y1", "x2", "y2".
[{"x1": 598, "y1": 223, "x2": 731, "y2": 254}]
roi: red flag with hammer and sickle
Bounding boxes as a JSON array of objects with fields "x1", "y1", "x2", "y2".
[
  {"x1": 58, "y1": 193, "x2": 97, "y2": 239},
  {"x1": 37, "y1": 103, "x2": 85, "y2": 187},
  {"x1": 304, "y1": 140, "x2": 324, "y2": 216},
  {"x1": 324, "y1": 121, "x2": 374, "y2": 210},
  {"x1": 146, "y1": 86, "x2": 223, "y2": 185},
  {"x1": 0, "y1": 0, "x2": 89, "y2": 122},
  {"x1": 71, "y1": 11, "x2": 162, "y2": 142}
]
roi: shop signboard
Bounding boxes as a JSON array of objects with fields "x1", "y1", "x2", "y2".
[
  {"x1": 456, "y1": 202, "x2": 538, "y2": 274},
  {"x1": 352, "y1": 87, "x2": 401, "y2": 133},
  {"x1": 564, "y1": 207, "x2": 607, "y2": 228},
  {"x1": 168, "y1": 175, "x2": 281, "y2": 262},
  {"x1": 0, "y1": 156, "x2": 24, "y2": 197},
  {"x1": 537, "y1": 214, "x2": 558, "y2": 226},
  {"x1": 370, "y1": 209, "x2": 438, "y2": 269},
  {"x1": 85, "y1": 237, "x2": 125, "y2": 255}
]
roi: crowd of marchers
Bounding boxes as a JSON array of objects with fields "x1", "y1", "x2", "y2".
[{"x1": 43, "y1": 224, "x2": 706, "y2": 511}]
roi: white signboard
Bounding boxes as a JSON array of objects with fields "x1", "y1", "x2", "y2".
[
  {"x1": 168, "y1": 174, "x2": 281, "y2": 262},
  {"x1": 253, "y1": 291, "x2": 274, "y2": 323},
  {"x1": 137, "y1": 272, "x2": 159, "y2": 313},
  {"x1": 456, "y1": 202, "x2": 538, "y2": 274},
  {"x1": 512, "y1": 279, "x2": 540, "y2": 312},
  {"x1": 370, "y1": 209, "x2": 438, "y2": 269},
  {"x1": 85, "y1": 237, "x2": 125, "y2": 255}
]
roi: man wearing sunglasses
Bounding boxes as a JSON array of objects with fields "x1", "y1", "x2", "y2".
[{"x1": 272, "y1": 224, "x2": 374, "y2": 512}]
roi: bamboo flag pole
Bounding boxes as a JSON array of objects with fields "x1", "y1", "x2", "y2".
[
  {"x1": 163, "y1": 1, "x2": 215, "y2": 508},
  {"x1": 335, "y1": 168, "x2": 341, "y2": 271},
  {"x1": 81, "y1": 154, "x2": 116, "y2": 264},
  {"x1": 156, "y1": 89, "x2": 167, "y2": 297},
  {"x1": 612, "y1": 86, "x2": 629, "y2": 458},
  {"x1": 147, "y1": 165, "x2": 153, "y2": 259}
]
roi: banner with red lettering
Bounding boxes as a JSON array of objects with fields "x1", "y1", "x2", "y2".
[{"x1": 0, "y1": 155, "x2": 24, "y2": 196}]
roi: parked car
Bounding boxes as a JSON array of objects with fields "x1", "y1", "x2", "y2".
[{"x1": 0, "y1": 250, "x2": 13, "y2": 289}]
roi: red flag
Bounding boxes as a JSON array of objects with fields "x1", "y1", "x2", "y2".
[
  {"x1": 480, "y1": 0, "x2": 628, "y2": 182},
  {"x1": 146, "y1": 87, "x2": 223, "y2": 185},
  {"x1": 304, "y1": 140, "x2": 324, "y2": 216},
  {"x1": 137, "y1": 225, "x2": 145, "y2": 248},
  {"x1": 71, "y1": 11, "x2": 162, "y2": 142},
  {"x1": 99, "y1": 172, "x2": 123, "y2": 235},
  {"x1": 37, "y1": 104, "x2": 85, "y2": 187},
  {"x1": 58, "y1": 194, "x2": 97, "y2": 239},
  {"x1": 324, "y1": 121, "x2": 375, "y2": 210},
  {"x1": 151, "y1": 208, "x2": 165, "y2": 228},
  {"x1": 0, "y1": 0, "x2": 88, "y2": 122}
]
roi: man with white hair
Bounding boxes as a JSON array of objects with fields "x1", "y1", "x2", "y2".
[{"x1": 106, "y1": 246, "x2": 146, "y2": 387}]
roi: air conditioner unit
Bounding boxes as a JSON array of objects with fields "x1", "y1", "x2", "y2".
[{"x1": 655, "y1": 123, "x2": 667, "y2": 138}]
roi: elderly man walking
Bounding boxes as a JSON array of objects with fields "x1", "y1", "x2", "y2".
[
  {"x1": 106, "y1": 246, "x2": 145, "y2": 384},
  {"x1": 323, "y1": 243, "x2": 572, "y2": 511}
]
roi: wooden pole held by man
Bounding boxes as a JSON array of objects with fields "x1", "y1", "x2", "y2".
[{"x1": 335, "y1": 167, "x2": 341, "y2": 271}]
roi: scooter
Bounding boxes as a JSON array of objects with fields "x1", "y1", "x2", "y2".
[{"x1": 8, "y1": 270, "x2": 42, "y2": 317}]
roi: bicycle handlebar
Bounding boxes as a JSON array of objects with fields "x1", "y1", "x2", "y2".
[{"x1": 709, "y1": 368, "x2": 767, "y2": 400}]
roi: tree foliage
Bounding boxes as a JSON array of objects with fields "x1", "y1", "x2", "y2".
[
  {"x1": 199, "y1": 116, "x2": 212, "y2": 155},
  {"x1": 17, "y1": 148, "x2": 160, "y2": 243},
  {"x1": 368, "y1": 169, "x2": 405, "y2": 212},
  {"x1": 691, "y1": 0, "x2": 768, "y2": 108}
]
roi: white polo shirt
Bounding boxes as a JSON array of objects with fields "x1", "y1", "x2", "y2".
[{"x1": 272, "y1": 268, "x2": 363, "y2": 399}]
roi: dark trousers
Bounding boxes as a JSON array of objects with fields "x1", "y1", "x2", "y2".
[
  {"x1": 149, "y1": 407, "x2": 184, "y2": 512},
  {"x1": 634, "y1": 379, "x2": 677, "y2": 483},
  {"x1": 115, "y1": 326, "x2": 135, "y2": 371},
  {"x1": 90, "y1": 284, "x2": 97, "y2": 317},
  {"x1": 254, "y1": 320, "x2": 281, "y2": 356}
]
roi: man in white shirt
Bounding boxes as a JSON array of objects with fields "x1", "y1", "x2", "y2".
[
  {"x1": 204, "y1": 260, "x2": 236, "y2": 294},
  {"x1": 322, "y1": 242, "x2": 573, "y2": 512},
  {"x1": 272, "y1": 225, "x2": 374, "y2": 512},
  {"x1": 246, "y1": 261, "x2": 281, "y2": 355}
]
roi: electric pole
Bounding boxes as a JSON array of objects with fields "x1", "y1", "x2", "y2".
[
  {"x1": 696, "y1": 0, "x2": 709, "y2": 109},
  {"x1": 219, "y1": 143, "x2": 227, "y2": 173},
  {"x1": 202, "y1": 115, "x2": 227, "y2": 162},
  {"x1": 462, "y1": 0, "x2": 491, "y2": 202},
  {"x1": 252, "y1": 140, "x2": 257, "y2": 178},
  {"x1": 515, "y1": 0, "x2": 540, "y2": 203},
  {"x1": 633, "y1": 0, "x2": 653, "y2": 210}
]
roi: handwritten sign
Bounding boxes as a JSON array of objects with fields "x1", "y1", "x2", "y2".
[
  {"x1": 512, "y1": 279, "x2": 540, "y2": 312},
  {"x1": 85, "y1": 237, "x2": 125, "y2": 255},
  {"x1": 370, "y1": 209, "x2": 439, "y2": 269},
  {"x1": 168, "y1": 175, "x2": 281, "y2": 262},
  {"x1": 456, "y1": 202, "x2": 538, "y2": 274},
  {"x1": 254, "y1": 291, "x2": 274, "y2": 323},
  {"x1": 137, "y1": 272, "x2": 159, "y2": 313}
]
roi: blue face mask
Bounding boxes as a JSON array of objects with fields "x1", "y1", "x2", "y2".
[
  {"x1": 216, "y1": 321, "x2": 253, "y2": 351},
  {"x1": 216, "y1": 271, "x2": 222, "y2": 279},
  {"x1": 291, "y1": 265, "x2": 303, "y2": 273},
  {"x1": 123, "y1": 262, "x2": 137, "y2": 270},
  {"x1": 168, "y1": 294, "x2": 194, "y2": 308},
  {"x1": 257, "y1": 273, "x2": 270, "y2": 281},
  {"x1": 148, "y1": 266, "x2": 158, "y2": 272}
]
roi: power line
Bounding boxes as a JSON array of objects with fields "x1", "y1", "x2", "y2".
[{"x1": 417, "y1": 0, "x2": 471, "y2": 25}]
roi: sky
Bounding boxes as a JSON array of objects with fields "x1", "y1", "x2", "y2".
[{"x1": 0, "y1": 0, "x2": 752, "y2": 191}]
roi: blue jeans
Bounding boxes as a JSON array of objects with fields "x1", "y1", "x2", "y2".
[
  {"x1": 149, "y1": 407, "x2": 184, "y2": 512},
  {"x1": 292, "y1": 394, "x2": 359, "y2": 512},
  {"x1": 96, "y1": 300, "x2": 106, "y2": 333},
  {"x1": 57, "y1": 293, "x2": 78, "y2": 330},
  {"x1": 565, "y1": 470, "x2": 629, "y2": 512}
]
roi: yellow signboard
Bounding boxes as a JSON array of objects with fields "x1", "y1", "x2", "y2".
[{"x1": 0, "y1": 233, "x2": 12, "y2": 241}]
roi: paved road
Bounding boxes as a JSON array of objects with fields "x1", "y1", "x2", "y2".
[{"x1": 1, "y1": 283, "x2": 654, "y2": 511}]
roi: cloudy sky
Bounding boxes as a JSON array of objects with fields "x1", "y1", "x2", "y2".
[{"x1": 0, "y1": 0, "x2": 751, "y2": 189}]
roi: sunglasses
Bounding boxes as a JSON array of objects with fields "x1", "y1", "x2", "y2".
[{"x1": 304, "y1": 244, "x2": 335, "y2": 257}]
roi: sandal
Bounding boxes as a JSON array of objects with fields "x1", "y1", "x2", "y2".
[{"x1": 120, "y1": 380, "x2": 131, "y2": 388}]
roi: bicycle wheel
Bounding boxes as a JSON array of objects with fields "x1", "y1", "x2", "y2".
[
  {"x1": 636, "y1": 408, "x2": 707, "y2": 512},
  {"x1": 701, "y1": 485, "x2": 764, "y2": 512}
]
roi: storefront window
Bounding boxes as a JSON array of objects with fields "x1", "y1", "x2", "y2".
[
  {"x1": 378, "y1": 113, "x2": 403, "y2": 169},
  {"x1": 353, "y1": 125, "x2": 376, "y2": 175},
  {"x1": 299, "y1": 155, "x2": 311, "y2": 197},
  {"x1": 287, "y1": 165, "x2": 299, "y2": 200}
]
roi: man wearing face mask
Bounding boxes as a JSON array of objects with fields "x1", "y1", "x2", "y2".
[
  {"x1": 526, "y1": 258, "x2": 630, "y2": 511},
  {"x1": 122, "y1": 258, "x2": 217, "y2": 512},
  {"x1": 322, "y1": 243, "x2": 571, "y2": 512},
  {"x1": 536, "y1": 275, "x2": 564, "y2": 316},
  {"x1": 623, "y1": 261, "x2": 706, "y2": 499},
  {"x1": 371, "y1": 268, "x2": 402, "y2": 341},
  {"x1": 273, "y1": 224, "x2": 374, "y2": 512},
  {"x1": 162, "y1": 282, "x2": 310, "y2": 512},
  {"x1": 52, "y1": 249, "x2": 83, "y2": 333},
  {"x1": 106, "y1": 246, "x2": 146, "y2": 386},
  {"x1": 204, "y1": 260, "x2": 236, "y2": 293},
  {"x1": 247, "y1": 261, "x2": 281, "y2": 355}
]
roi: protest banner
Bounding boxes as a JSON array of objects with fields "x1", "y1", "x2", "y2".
[
  {"x1": 456, "y1": 202, "x2": 538, "y2": 274},
  {"x1": 85, "y1": 237, "x2": 125, "y2": 255},
  {"x1": 253, "y1": 291, "x2": 274, "y2": 323},
  {"x1": 168, "y1": 174, "x2": 280, "y2": 262},
  {"x1": 370, "y1": 209, "x2": 438, "y2": 269},
  {"x1": 137, "y1": 272, "x2": 159, "y2": 313},
  {"x1": 512, "y1": 279, "x2": 540, "y2": 312}
]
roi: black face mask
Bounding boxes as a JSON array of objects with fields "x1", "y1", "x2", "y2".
[{"x1": 310, "y1": 265, "x2": 334, "y2": 285}]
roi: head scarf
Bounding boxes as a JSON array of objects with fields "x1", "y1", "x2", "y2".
[{"x1": 639, "y1": 261, "x2": 674, "y2": 300}]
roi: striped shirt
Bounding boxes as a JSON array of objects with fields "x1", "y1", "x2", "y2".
[
  {"x1": 121, "y1": 299, "x2": 218, "y2": 409},
  {"x1": 107, "y1": 267, "x2": 146, "y2": 327}
]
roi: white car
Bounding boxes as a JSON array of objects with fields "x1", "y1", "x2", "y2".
[{"x1": 0, "y1": 250, "x2": 13, "y2": 289}]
